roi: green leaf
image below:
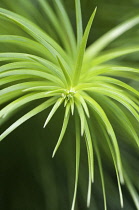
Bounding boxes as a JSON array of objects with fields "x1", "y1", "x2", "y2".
[
  {"x1": 0, "y1": 61, "x2": 46, "y2": 73},
  {"x1": 71, "y1": 113, "x2": 80, "y2": 210},
  {"x1": 0, "y1": 97, "x2": 57, "y2": 141},
  {"x1": 96, "y1": 95, "x2": 139, "y2": 147},
  {"x1": 0, "y1": 75, "x2": 35, "y2": 86},
  {"x1": 84, "y1": 118, "x2": 94, "y2": 183},
  {"x1": 0, "y1": 8, "x2": 69, "y2": 64},
  {"x1": 0, "y1": 52, "x2": 67, "y2": 81},
  {"x1": 52, "y1": 103, "x2": 70, "y2": 157},
  {"x1": 43, "y1": 97, "x2": 64, "y2": 128},
  {"x1": 85, "y1": 15, "x2": 139, "y2": 60},
  {"x1": 90, "y1": 46, "x2": 139, "y2": 66},
  {"x1": 75, "y1": 0, "x2": 83, "y2": 46},
  {"x1": 0, "y1": 90, "x2": 24, "y2": 105},
  {"x1": 0, "y1": 90, "x2": 62, "y2": 118},
  {"x1": 82, "y1": 92, "x2": 124, "y2": 184},
  {"x1": 94, "y1": 139, "x2": 107, "y2": 210},
  {"x1": 0, "y1": 81, "x2": 60, "y2": 95},
  {"x1": 92, "y1": 76, "x2": 139, "y2": 97},
  {"x1": 0, "y1": 69, "x2": 64, "y2": 87},
  {"x1": 70, "y1": 97, "x2": 75, "y2": 116},
  {"x1": 38, "y1": 0, "x2": 72, "y2": 56},
  {"x1": 56, "y1": 56, "x2": 71, "y2": 88},
  {"x1": 75, "y1": 97, "x2": 94, "y2": 206},
  {"x1": 87, "y1": 171, "x2": 92, "y2": 208},
  {"x1": 75, "y1": 98, "x2": 85, "y2": 136},
  {"x1": 88, "y1": 87, "x2": 139, "y2": 121},
  {"x1": 0, "y1": 35, "x2": 53, "y2": 60},
  {"x1": 124, "y1": 173, "x2": 139, "y2": 210},
  {"x1": 98, "y1": 122, "x2": 124, "y2": 208},
  {"x1": 78, "y1": 94, "x2": 90, "y2": 118},
  {"x1": 81, "y1": 65, "x2": 139, "y2": 80},
  {"x1": 53, "y1": 0, "x2": 76, "y2": 58},
  {"x1": 73, "y1": 7, "x2": 97, "y2": 85}
]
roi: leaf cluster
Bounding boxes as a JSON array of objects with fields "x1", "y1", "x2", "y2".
[{"x1": 0, "y1": 0, "x2": 139, "y2": 209}]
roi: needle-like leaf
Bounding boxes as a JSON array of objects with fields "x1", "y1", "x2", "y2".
[
  {"x1": 83, "y1": 92, "x2": 124, "y2": 184},
  {"x1": 85, "y1": 15, "x2": 139, "y2": 60},
  {"x1": 75, "y1": 0, "x2": 83, "y2": 47},
  {"x1": 0, "y1": 1, "x2": 139, "y2": 209},
  {"x1": 73, "y1": 7, "x2": 97, "y2": 85},
  {"x1": 54, "y1": 0, "x2": 76, "y2": 58},
  {"x1": 94, "y1": 139, "x2": 107, "y2": 210},
  {"x1": 43, "y1": 97, "x2": 64, "y2": 128},
  {"x1": 0, "y1": 97, "x2": 57, "y2": 141},
  {"x1": 71, "y1": 114, "x2": 80, "y2": 210},
  {"x1": 52, "y1": 103, "x2": 70, "y2": 157}
]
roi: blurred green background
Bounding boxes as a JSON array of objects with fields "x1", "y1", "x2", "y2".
[{"x1": 0, "y1": 0, "x2": 139, "y2": 209}]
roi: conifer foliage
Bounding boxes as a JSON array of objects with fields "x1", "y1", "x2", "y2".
[{"x1": 0, "y1": 0, "x2": 139, "y2": 209}]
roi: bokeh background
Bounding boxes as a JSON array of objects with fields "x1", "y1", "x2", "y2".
[{"x1": 0, "y1": 0, "x2": 139, "y2": 209}]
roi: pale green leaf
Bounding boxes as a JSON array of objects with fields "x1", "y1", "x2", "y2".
[
  {"x1": 52, "y1": 103, "x2": 70, "y2": 157},
  {"x1": 38, "y1": 0, "x2": 72, "y2": 56},
  {"x1": 82, "y1": 92, "x2": 124, "y2": 183},
  {"x1": 56, "y1": 56, "x2": 71, "y2": 88},
  {"x1": 124, "y1": 173, "x2": 139, "y2": 210},
  {"x1": 75, "y1": 0, "x2": 83, "y2": 46},
  {"x1": 93, "y1": 139, "x2": 107, "y2": 210},
  {"x1": 85, "y1": 15, "x2": 139, "y2": 60},
  {"x1": 0, "y1": 97, "x2": 57, "y2": 141},
  {"x1": 0, "y1": 35, "x2": 53, "y2": 60},
  {"x1": 0, "y1": 8, "x2": 70, "y2": 64},
  {"x1": 71, "y1": 114, "x2": 80, "y2": 210},
  {"x1": 0, "y1": 90, "x2": 62, "y2": 118},
  {"x1": 43, "y1": 97, "x2": 64, "y2": 128},
  {"x1": 73, "y1": 8, "x2": 97, "y2": 85},
  {"x1": 0, "y1": 69, "x2": 64, "y2": 86},
  {"x1": 90, "y1": 46, "x2": 139, "y2": 66},
  {"x1": 88, "y1": 87, "x2": 139, "y2": 121},
  {"x1": 54, "y1": 0, "x2": 76, "y2": 58}
]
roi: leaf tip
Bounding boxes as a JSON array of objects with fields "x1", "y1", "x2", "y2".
[
  {"x1": 81, "y1": 130, "x2": 84, "y2": 136},
  {"x1": 52, "y1": 150, "x2": 56, "y2": 158},
  {"x1": 43, "y1": 122, "x2": 47, "y2": 128}
]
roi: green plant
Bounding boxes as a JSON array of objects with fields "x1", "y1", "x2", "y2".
[{"x1": 0, "y1": 0, "x2": 139, "y2": 209}]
